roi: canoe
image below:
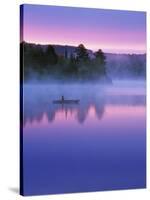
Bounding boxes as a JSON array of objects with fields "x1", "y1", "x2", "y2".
[{"x1": 53, "y1": 99, "x2": 80, "y2": 104}]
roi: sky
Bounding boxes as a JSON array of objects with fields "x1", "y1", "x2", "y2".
[{"x1": 21, "y1": 4, "x2": 146, "y2": 54}]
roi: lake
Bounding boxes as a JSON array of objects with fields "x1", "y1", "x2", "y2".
[{"x1": 22, "y1": 80, "x2": 146, "y2": 195}]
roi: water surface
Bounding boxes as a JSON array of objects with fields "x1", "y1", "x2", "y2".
[{"x1": 23, "y1": 80, "x2": 146, "y2": 195}]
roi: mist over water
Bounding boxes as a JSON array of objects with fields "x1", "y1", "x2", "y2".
[
  {"x1": 23, "y1": 79, "x2": 146, "y2": 195},
  {"x1": 23, "y1": 79, "x2": 145, "y2": 125}
]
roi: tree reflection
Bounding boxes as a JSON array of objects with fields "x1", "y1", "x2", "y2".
[
  {"x1": 23, "y1": 97, "x2": 106, "y2": 126},
  {"x1": 22, "y1": 85, "x2": 145, "y2": 127}
]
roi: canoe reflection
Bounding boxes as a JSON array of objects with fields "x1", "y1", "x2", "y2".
[{"x1": 23, "y1": 93, "x2": 145, "y2": 126}]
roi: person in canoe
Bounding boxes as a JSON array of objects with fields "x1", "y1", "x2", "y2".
[{"x1": 53, "y1": 96, "x2": 79, "y2": 104}]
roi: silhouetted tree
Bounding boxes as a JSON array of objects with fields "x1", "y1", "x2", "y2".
[
  {"x1": 94, "y1": 49, "x2": 106, "y2": 75},
  {"x1": 94, "y1": 49, "x2": 106, "y2": 65},
  {"x1": 75, "y1": 44, "x2": 89, "y2": 63},
  {"x1": 22, "y1": 42, "x2": 116, "y2": 81},
  {"x1": 45, "y1": 45, "x2": 58, "y2": 65}
]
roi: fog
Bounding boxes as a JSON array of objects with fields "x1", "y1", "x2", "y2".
[
  {"x1": 105, "y1": 53, "x2": 146, "y2": 78},
  {"x1": 23, "y1": 79, "x2": 146, "y2": 125}
]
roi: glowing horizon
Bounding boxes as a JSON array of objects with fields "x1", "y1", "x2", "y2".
[
  {"x1": 21, "y1": 4, "x2": 146, "y2": 54},
  {"x1": 23, "y1": 39, "x2": 146, "y2": 54}
]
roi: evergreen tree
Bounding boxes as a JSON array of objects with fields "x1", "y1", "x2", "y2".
[
  {"x1": 45, "y1": 45, "x2": 58, "y2": 65},
  {"x1": 75, "y1": 44, "x2": 89, "y2": 63},
  {"x1": 94, "y1": 49, "x2": 106, "y2": 75},
  {"x1": 94, "y1": 49, "x2": 106, "y2": 65}
]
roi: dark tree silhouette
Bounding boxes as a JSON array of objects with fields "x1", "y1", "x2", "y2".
[
  {"x1": 94, "y1": 49, "x2": 106, "y2": 75},
  {"x1": 22, "y1": 42, "x2": 142, "y2": 82},
  {"x1": 45, "y1": 45, "x2": 58, "y2": 65},
  {"x1": 75, "y1": 44, "x2": 89, "y2": 63},
  {"x1": 94, "y1": 49, "x2": 106, "y2": 65}
]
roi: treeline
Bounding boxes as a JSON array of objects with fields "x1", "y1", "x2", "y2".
[{"x1": 21, "y1": 42, "x2": 108, "y2": 81}]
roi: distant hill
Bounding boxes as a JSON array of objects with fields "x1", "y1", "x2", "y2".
[
  {"x1": 27, "y1": 43, "x2": 93, "y2": 58},
  {"x1": 23, "y1": 41, "x2": 145, "y2": 58}
]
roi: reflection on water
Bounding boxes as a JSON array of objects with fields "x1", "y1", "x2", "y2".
[
  {"x1": 22, "y1": 81, "x2": 146, "y2": 195},
  {"x1": 23, "y1": 83, "x2": 145, "y2": 125},
  {"x1": 24, "y1": 97, "x2": 105, "y2": 125}
]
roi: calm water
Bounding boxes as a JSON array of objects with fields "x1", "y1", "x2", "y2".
[{"x1": 22, "y1": 80, "x2": 146, "y2": 195}]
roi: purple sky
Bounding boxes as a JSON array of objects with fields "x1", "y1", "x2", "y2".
[{"x1": 21, "y1": 4, "x2": 146, "y2": 54}]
